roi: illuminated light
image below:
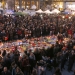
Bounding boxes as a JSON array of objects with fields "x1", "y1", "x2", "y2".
[
  {"x1": 2, "y1": 2, "x2": 4, "y2": 5},
  {"x1": 69, "y1": 17, "x2": 71, "y2": 19},
  {"x1": 63, "y1": 41, "x2": 64, "y2": 43},
  {"x1": 67, "y1": 5, "x2": 75, "y2": 10},
  {"x1": 72, "y1": 12, "x2": 75, "y2": 15},
  {"x1": 26, "y1": 6, "x2": 29, "y2": 8},
  {"x1": 62, "y1": 16, "x2": 65, "y2": 19},
  {"x1": 55, "y1": 5, "x2": 57, "y2": 7},
  {"x1": 17, "y1": 6, "x2": 19, "y2": 9},
  {"x1": 59, "y1": 5, "x2": 63, "y2": 8}
]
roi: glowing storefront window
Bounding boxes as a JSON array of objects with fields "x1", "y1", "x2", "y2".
[
  {"x1": 66, "y1": 2, "x2": 75, "y2": 10},
  {"x1": 15, "y1": 0, "x2": 19, "y2": 5},
  {"x1": 22, "y1": 0, "x2": 25, "y2": 9},
  {"x1": 31, "y1": 1, "x2": 35, "y2": 6},
  {"x1": 67, "y1": 5, "x2": 75, "y2": 10},
  {"x1": 26, "y1": 1, "x2": 30, "y2": 8},
  {"x1": 15, "y1": 0, "x2": 19, "y2": 9},
  {"x1": 27, "y1": 1, "x2": 30, "y2": 5}
]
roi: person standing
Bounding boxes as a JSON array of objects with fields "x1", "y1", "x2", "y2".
[
  {"x1": 54, "y1": 67, "x2": 62, "y2": 75},
  {"x1": 1, "y1": 67, "x2": 11, "y2": 75},
  {"x1": 68, "y1": 50, "x2": 75, "y2": 72}
]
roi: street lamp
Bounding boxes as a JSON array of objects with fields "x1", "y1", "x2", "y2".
[
  {"x1": 17, "y1": 6, "x2": 19, "y2": 9},
  {"x1": 26, "y1": 6, "x2": 29, "y2": 8},
  {"x1": 62, "y1": 16, "x2": 65, "y2": 19},
  {"x1": 59, "y1": 5, "x2": 63, "y2": 11},
  {"x1": 69, "y1": 16, "x2": 71, "y2": 19}
]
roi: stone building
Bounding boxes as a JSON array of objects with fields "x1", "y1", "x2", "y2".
[{"x1": 0, "y1": 0, "x2": 40, "y2": 10}]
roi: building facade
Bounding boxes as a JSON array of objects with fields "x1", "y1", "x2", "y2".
[
  {"x1": 0, "y1": 0, "x2": 75, "y2": 10},
  {"x1": 15, "y1": 0, "x2": 39, "y2": 10},
  {"x1": 43, "y1": 0, "x2": 75, "y2": 10},
  {"x1": 0, "y1": 0, "x2": 40, "y2": 10}
]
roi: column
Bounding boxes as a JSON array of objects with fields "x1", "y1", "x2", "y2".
[
  {"x1": 14, "y1": 0, "x2": 15, "y2": 10},
  {"x1": 2, "y1": 0, "x2": 5, "y2": 8},
  {"x1": 19, "y1": 0, "x2": 22, "y2": 9},
  {"x1": 39, "y1": 0, "x2": 40, "y2": 9},
  {"x1": 29, "y1": 0, "x2": 31, "y2": 9}
]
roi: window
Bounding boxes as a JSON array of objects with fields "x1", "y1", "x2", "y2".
[
  {"x1": 22, "y1": 0, "x2": 25, "y2": 8},
  {"x1": 31, "y1": 1, "x2": 35, "y2": 5}
]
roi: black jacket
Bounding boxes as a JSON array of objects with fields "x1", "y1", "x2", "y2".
[{"x1": 1, "y1": 71, "x2": 11, "y2": 75}]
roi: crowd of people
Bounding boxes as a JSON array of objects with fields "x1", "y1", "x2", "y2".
[
  {"x1": 0, "y1": 14, "x2": 75, "y2": 41},
  {"x1": 0, "y1": 14, "x2": 75, "y2": 75}
]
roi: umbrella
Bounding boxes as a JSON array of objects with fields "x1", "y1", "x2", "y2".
[
  {"x1": 5, "y1": 10, "x2": 14, "y2": 15},
  {"x1": 52, "y1": 9, "x2": 60, "y2": 14},
  {"x1": 31, "y1": 5, "x2": 36, "y2": 10},
  {"x1": 23, "y1": 9, "x2": 30, "y2": 14},
  {"x1": 14, "y1": 12, "x2": 23, "y2": 15},
  {"x1": 64, "y1": 9, "x2": 71, "y2": 14},
  {"x1": 44, "y1": 10, "x2": 52, "y2": 14},
  {"x1": 36, "y1": 9, "x2": 43, "y2": 13}
]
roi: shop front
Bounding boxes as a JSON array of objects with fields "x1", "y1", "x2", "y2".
[{"x1": 65, "y1": 2, "x2": 75, "y2": 10}]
